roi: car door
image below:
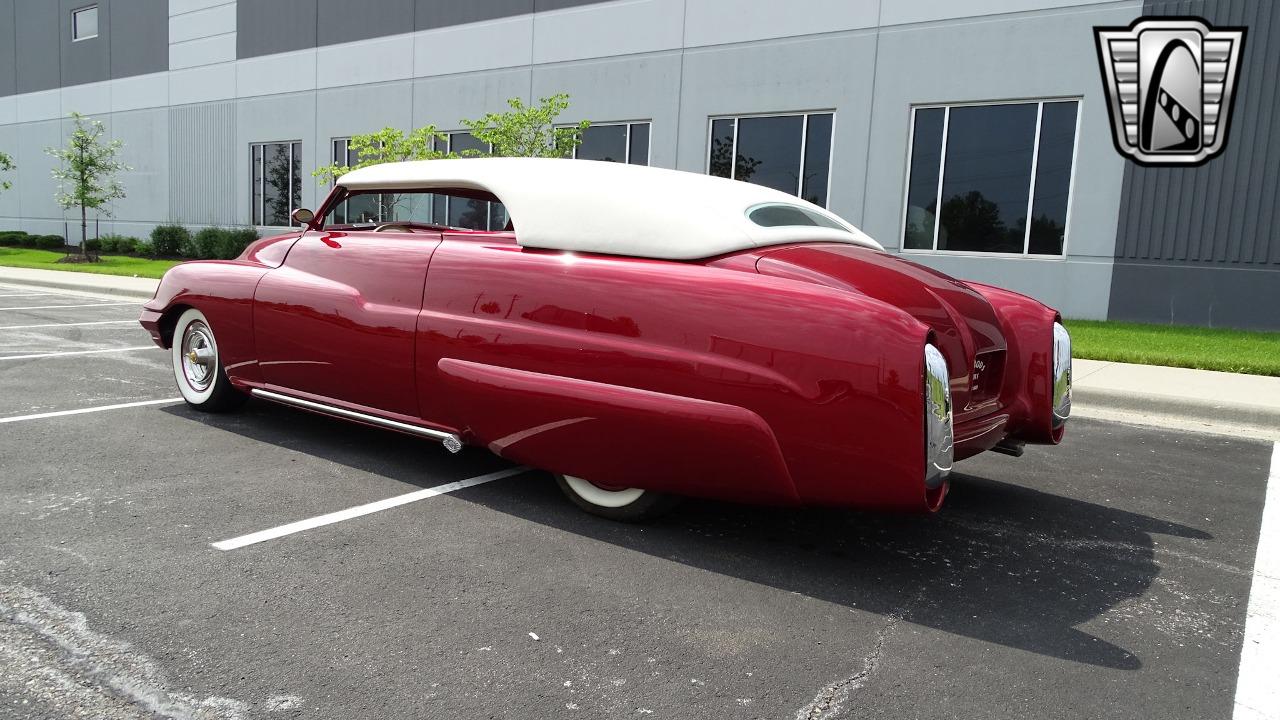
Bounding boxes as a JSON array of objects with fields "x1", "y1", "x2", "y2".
[{"x1": 253, "y1": 228, "x2": 441, "y2": 418}]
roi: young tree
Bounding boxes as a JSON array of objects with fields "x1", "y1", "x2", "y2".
[
  {"x1": 313, "y1": 125, "x2": 454, "y2": 185},
  {"x1": 0, "y1": 150, "x2": 14, "y2": 193},
  {"x1": 45, "y1": 112, "x2": 131, "y2": 257},
  {"x1": 461, "y1": 94, "x2": 589, "y2": 158}
]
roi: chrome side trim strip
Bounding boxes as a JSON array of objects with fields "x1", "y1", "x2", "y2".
[{"x1": 250, "y1": 388, "x2": 462, "y2": 451}]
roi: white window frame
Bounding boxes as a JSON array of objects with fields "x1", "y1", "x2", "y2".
[
  {"x1": 704, "y1": 111, "x2": 837, "y2": 208},
  {"x1": 251, "y1": 140, "x2": 302, "y2": 228},
  {"x1": 330, "y1": 137, "x2": 389, "y2": 224},
  {"x1": 899, "y1": 97, "x2": 1083, "y2": 259},
  {"x1": 569, "y1": 121, "x2": 653, "y2": 165},
  {"x1": 72, "y1": 5, "x2": 98, "y2": 42},
  {"x1": 436, "y1": 131, "x2": 506, "y2": 231}
]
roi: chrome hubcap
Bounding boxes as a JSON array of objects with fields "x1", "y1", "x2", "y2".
[{"x1": 181, "y1": 321, "x2": 215, "y2": 392}]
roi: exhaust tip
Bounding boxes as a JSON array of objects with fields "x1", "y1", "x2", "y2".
[{"x1": 441, "y1": 435, "x2": 464, "y2": 454}]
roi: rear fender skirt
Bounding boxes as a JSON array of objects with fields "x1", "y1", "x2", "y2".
[
  {"x1": 436, "y1": 358, "x2": 802, "y2": 505},
  {"x1": 965, "y1": 282, "x2": 1061, "y2": 444}
]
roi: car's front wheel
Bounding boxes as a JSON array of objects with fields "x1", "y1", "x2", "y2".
[
  {"x1": 171, "y1": 307, "x2": 246, "y2": 413},
  {"x1": 554, "y1": 474, "x2": 677, "y2": 522}
]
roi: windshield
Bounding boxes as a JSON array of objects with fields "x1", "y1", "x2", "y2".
[{"x1": 324, "y1": 189, "x2": 509, "y2": 231}]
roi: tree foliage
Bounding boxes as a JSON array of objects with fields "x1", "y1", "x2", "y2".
[
  {"x1": 0, "y1": 150, "x2": 13, "y2": 192},
  {"x1": 313, "y1": 125, "x2": 455, "y2": 186},
  {"x1": 312, "y1": 94, "x2": 590, "y2": 185},
  {"x1": 461, "y1": 94, "x2": 589, "y2": 158}
]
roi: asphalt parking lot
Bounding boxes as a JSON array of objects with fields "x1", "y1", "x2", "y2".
[{"x1": 0, "y1": 283, "x2": 1275, "y2": 720}]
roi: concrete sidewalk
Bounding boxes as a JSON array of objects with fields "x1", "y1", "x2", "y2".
[
  {"x1": 0, "y1": 265, "x2": 1276, "y2": 438},
  {"x1": 0, "y1": 266, "x2": 159, "y2": 299},
  {"x1": 1072, "y1": 359, "x2": 1280, "y2": 440}
]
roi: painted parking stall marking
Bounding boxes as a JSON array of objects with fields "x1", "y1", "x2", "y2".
[
  {"x1": 0, "y1": 320, "x2": 139, "y2": 330},
  {"x1": 0, "y1": 302, "x2": 139, "y2": 312},
  {"x1": 1234, "y1": 442, "x2": 1280, "y2": 720},
  {"x1": 0, "y1": 398, "x2": 183, "y2": 424},
  {"x1": 0, "y1": 346, "x2": 159, "y2": 361},
  {"x1": 212, "y1": 467, "x2": 532, "y2": 551}
]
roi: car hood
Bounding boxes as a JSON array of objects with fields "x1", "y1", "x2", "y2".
[{"x1": 753, "y1": 243, "x2": 1007, "y2": 412}]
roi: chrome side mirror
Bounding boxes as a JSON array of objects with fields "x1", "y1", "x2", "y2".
[{"x1": 292, "y1": 208, "x2": 315, "y2": 225}]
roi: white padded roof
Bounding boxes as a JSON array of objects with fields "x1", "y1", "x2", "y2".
[{"x1": 337, "y1": 157, "x2": 883, "y2": 261}]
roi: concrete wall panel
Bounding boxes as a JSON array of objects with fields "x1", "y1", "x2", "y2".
[
  {"x1": 412, "y1": 68, "x2": 532, "y2": 131},
  {"x1": 676, "y1": 32, "x2": 879, "y2": 223},
  {"x1": 532, "y1": 0, "x2": 683, "y2": 64},
  {"x1": 685, "y1": 0, "x2": 878, "y2": 47},
  {"x1": 532, "y1": 53, "x2": 682, "y2": 167},
  {"x1": 111, "y1": 108, "x2": 169, "y2": 224}
]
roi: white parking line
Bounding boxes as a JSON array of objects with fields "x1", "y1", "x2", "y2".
[
  {"x1": 0, "y1": 302, "x2": 138, "y2": 311},
  {"x1": 0, "y1": 346, "x2": 158, "y2": 361},
  {"x1": 212, "y1": 466, "x2": 531, "y2": 551},
  {"x1": 1235, "y1": 442, "x2": 1280, "y2": 720},
  {"x1": 0, "y1": 320, "x2": 139, "y2": 330},
  {"x1": 0, "y1": 398, "x2": 182, "y2": 424},
  {"x1": 0, "y1": 293, "x2": 57, "y2": 298}
]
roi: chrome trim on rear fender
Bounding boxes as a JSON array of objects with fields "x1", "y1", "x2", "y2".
[
  {"x1": 1052, "y1": 322, "x2": 1072, "y2": 428},
  {"x1": 250, "y1": 388, "x2": 463, "y2": 452},
  {"x1": 924, "y1": 344, "x2": 954, "y2": 490}
]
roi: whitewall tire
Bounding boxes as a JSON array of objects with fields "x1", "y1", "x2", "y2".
[
  {"x1": 554, "y1": 474, "x2": 677, "y2": 522},
  {"x1": 171, "y1": 308, "x2": 246, "y2": 413}
]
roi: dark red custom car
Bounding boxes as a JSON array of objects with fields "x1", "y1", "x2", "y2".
[{"x1": 140, "y1": 158, "x2": 1071, "y2": 520}]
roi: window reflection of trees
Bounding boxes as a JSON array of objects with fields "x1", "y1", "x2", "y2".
[{"x1": 264, "y1": 144, "x2": 299, "y2": 227}]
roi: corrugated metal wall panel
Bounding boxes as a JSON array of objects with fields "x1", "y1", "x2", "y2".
[
  {"x1": 1114, "y1": 0, "x2": 1279, "y2": 267},
  {"x1": 168, "y1": 102, "x2": 237, "y2": 225}
]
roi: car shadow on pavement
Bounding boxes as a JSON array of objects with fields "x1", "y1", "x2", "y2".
[{"x1": 169, "y1": 401, "x2": 1212, "y2": 672}]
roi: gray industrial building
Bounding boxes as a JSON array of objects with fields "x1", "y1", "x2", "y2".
[{"x1": 0, "y1": 0, "x2": 1276, "y2": 328}]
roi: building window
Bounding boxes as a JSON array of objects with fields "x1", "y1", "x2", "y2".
[
  {"x1": 572, "y1": 122, "x2": 651, "y2": 165},
  {"x1": 436, "y1": 132, "x2": 507, "y2": 230},
  {"x1": 251, "y1": 142, "x2": 302, "y2": 227},
  {"x1": 707, "y1": 112, "x2": 833, "y2": 207},
  {"x1": 903, "y1": 100, "x2": 1080, "y2": 256},
  {"x1": 330, "y1": 138, "x2": 387, "y2": 224},
  {"x1": 72, "y1": 5, "x2": 99, "y2": 41}
]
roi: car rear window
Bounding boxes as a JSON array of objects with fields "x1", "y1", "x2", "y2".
[{"x1": 747, "y1": 203, "x2": 846, "y2": 231}]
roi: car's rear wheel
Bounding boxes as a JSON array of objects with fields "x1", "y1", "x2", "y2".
[
  {"x1": 171, "y1": 307, "x2": 247, "y2": 413},
  {"x1": 554, "y1": 474, "x2": 677, "y2": 522}
]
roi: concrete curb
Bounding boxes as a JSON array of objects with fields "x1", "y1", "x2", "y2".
[
  {"x1": 0, "y1": 270, "x2": 158, "y2": 300},
  {"x1": 1073, "y1": 387, "x2": 1280, "y2": 435}
]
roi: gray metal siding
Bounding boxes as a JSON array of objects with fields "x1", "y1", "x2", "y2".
[
  {"x1": 416, "y1": 0, "x2": 531, "y2": 31},
  {"x1": 14, "y1": 0, "x2": 60, "y2": 94},
  {"x1": 169, "y1": 102, "x2": 238, "y2": 226},
  {"x1": 1, "y1": 0, "x2": 166, "y2": 97},
  {"x1": 238, "y1": 0, "x2": 614, "y2": 57},
  {"x1": 0, "y1": 0, "x2": 15, "y2": 96},
  {"x1": 109, "y1": 0, "x2": 168, "y2": 80},
  {"x1": 318, "y1": 0, "x2": 413, "y2": 46},
  {"x1": 1108, "y1": 0, "x2": 1280, "y2": 328},
  {"x1": 237, "y1": 0, "x2": 317, "y2": 57},
  {"x1": 60, "y1": 0, "x2": 110, "y2": 87}
]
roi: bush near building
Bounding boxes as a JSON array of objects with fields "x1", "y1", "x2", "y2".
[
  {"x1": 0, "y1": 232, "x2": 63, "y2": 250},
  {"x1": 185, "y1": 227, "x2": 259, "y2": 260},
  {"x1": 150, "y1": 225, "x2": 189, "y2": 257}
]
